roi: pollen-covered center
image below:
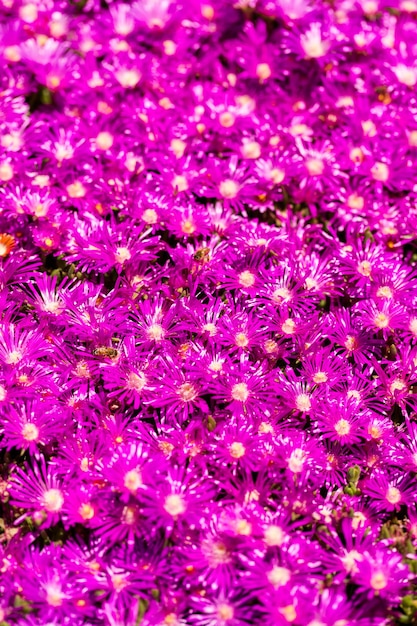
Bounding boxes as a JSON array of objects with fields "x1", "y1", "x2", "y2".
[
  {"x1": 267, "y1": 566, "x2": 291, "y2": 588},
  {"x1": 142, "y1": 208, "x2": 158, "y2": 224},
  {"x1": 124, "y1": 468, "x2": 143, "y2": 492},
  {"x1": 370, "y1": 571, "x2": 388, "y2": 591},
  {"x1": 376, "y1": 285, "x2": 393, "y2": 299},
  {"x1": 334, "y1": 418, "x2": 351, "y2": 437},
  {"x1": 78, "y1": 503, "x2": 95, "y2": 520},
  {"x1": 264, "y1": 525, "x2": 286, "y2": 547},
  {"x1": 126, "y1": 371, "x2": 147, "y2": 391},
  {"x1": 389, "y1": 379, "x2": 406, "y2": 394},
  {"x1": 305, "y1": 158, "x2": 324, "y2": 176},
  {"x1": 231, "y1": 382, "x2": 250, "y2": 403},
  {"x1": 146, "y1": 323, "x2": 165, "y2": 341},
  {"x1": 219, "y1": 179, "x2": 240, "y2": 199},
  {"x1": 114, "y1": 246, "x2": 132, "y2": 264},
  {"x1": 181, "y1": 219, "x2": 196, "y2": 235},
  {"x1": 177, "y1": 382, "x2": 198, "y2": 402},
  {"x1": 164, "y1": 494, "x2": 186, "y2": 517},
  {"x1": 386, "y1": 486, "x2": 401, "y2": 505},
  {"x1": 281, "y1": 319, "x2": 296, "y2": 335},
  {"x1": 5, "y1": 349, "x2": 23, "y2": 365},
  {"x1": 238, "y1": 270, "x2": 256, "y2": 288},
  {"x1": 357, "y1": 260, "x2": 372, "y2": 277},
  {"x1": 272, "y1": 287, "x2": 292, "y2": 303},
  {"x1": 122, "y1": 505, "x2": 139, "y2": 525},
  {"x1": 217, "y1": 603, "x2": 234, "y2": 621},
  {"x1": 22, "y1": 422, "x2": 39, "y2": 442},
  {"x1": 313, "y1": 371, "x2": 328, "y2": 384},
  {"x1": 373, "y1": 312, "x2": 389, "y2": 329},
  {"x1": 42, "y1": 488, "x2": 64, "y2": 512},
  {"x1": 344, "y1": 335, "x2": 358, "y2": 351},
  {"x1": 208, "y1": 359, "x2": 223, "y2": 372},
  {"x1": 202, "y1": 322, "x2": 217, "y2": 336},
  {"x1": 295, "y1": 393, "x2": 311, "y2": 412},
  {"x1": 287, "y1": 448, "x2": 306, "y2": 473},
  {"x1": 42, "y1": 300, "x2": 63, "y2": 314},
  {"x1": 45, "y1": 583, "x2": 65, "y2": 607},
  {"x1": 229, "y1": 442, "x2": 246, "y2": 459},
  {"x1": 202, "y1": 539, "x2": 231, "y2": 566},
  {"x1": 235, "y1": 332, "x2": 249, "y2": 347}
]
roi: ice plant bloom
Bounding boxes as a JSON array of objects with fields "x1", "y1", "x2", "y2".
[{"x1": 0, "y1": 1, "x2": 417, "y2": 624}]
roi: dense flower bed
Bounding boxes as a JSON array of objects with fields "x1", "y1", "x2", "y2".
[{"x1": 1, "y1": 0, "x2": 417, "y2": 624}]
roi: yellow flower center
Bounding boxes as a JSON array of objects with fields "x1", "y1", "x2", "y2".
[
  {"x1": 217, "y1": 603, "x2": 234, "y2": 621},
  {"x1": 313, "y1": 371, "x2": 328, "y2": 384},
  {"x1": 164, "y1": 494, "x2": 186, "y2": 517},
  {"x1": 295, "y1": 393, "x2": 311, "y2": 412},
  {"x1": 287, "y1": 448, "x2": 306, "y2": 473},
  {"x1": 229, "y1": 442, "x2": 246, "y2": 459},
  {"x1": 267, "y1": 566, "x2": 291, "y2": 588},
  {"x1": 344, "y1": 335, "x2": 358, "y2": 351},
  {"x1": 386, "y1": 486, "x2": 401, "y2": 505},
  {"x1": 124, "y1": 469, "x2": 143, "y2": 492},
  {"x1": 238, "y1": 270, "x2": 256, "y2": 288},
  {"x1": 357, "y1": 260, "x2": 372, "y2": 277},
  {"x1": 231, "y1": 382, "x2": 250, "y2": 402},
  {"x1": 45, "y1": 583, "x2": 65, "y2": 607},
  {"x1": 146, "y1": 323, "x2": 165, "y2": 341},
  {"x1": 334, "y1": 418, "x2": 351, "y2": 436},
  {"x1": 5, "y1": 349, "x2": 23, "y2": 365},
  {"x1": 114, "y1": 246, "x2": 131, "y2": 264},
  {"x1": 281, "y1": 319, "x2": 296, "y2": 335},
  {"x1": 42, "y1": 488, "x2": 64, "y2": 512},
  {"x1": 177, "y1": 382, "x2": 198, "y2": 402},
  {"x1": 305, "y1": 158, "x2": 324, "y2": 176},
  {"x1": 376, "y1": 285, "x2": 393, "y2": 299},
  {"x1": 95, "y1": 131, "x2": 114, "y2": 150},
  {"x1": 373, "y1": 312, "x2": 389, "y2": 329},
  {"x1": 142, "y1": 208, "x2": 158, "y2": 224},
  {"x1": 370, "y1": 571, "x2": 388, "y2": 591},
  {"x1": 371, "y1": 162, "x2": 389, "y2": 182},
  {"x1": 22, "y1": 422, "x2": 39, "y2": 442},
  {"x1": 256, "y1": 63, "x2": 271, "y2": 81},
  {"x1": 78, "y1": 503, "x2": 95, "y2": 520},
  {"x1": 219, "y1": 179, "x2": 240, "y2": 199},
  {"x1": 126, "y1": 371, "x2": 147, "y2": 391},
  {"x1": 235, "y1": 332, "x2": 249, "y2": 348}
]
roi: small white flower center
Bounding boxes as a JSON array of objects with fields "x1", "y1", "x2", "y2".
[
  {"x1": 126, "y1": 371, "x2": 147, "y2": 391},
  {"x1": 386, "y1": 486, "x2": 401, "y2": 505},
  {"x1": 22, "y1": 422, "x2": 39, "y2": 442},
  {"x1": 42, "y1": 488, "x2": 64, "y2": 513},
  {"x1": 267, "y1": 566, "x2": 291, "y2": 588},
  {"x1": 295, "y1": 393, "x2": 311, "y2": 412},
  {"x1": 164, "y1": 494, "x2": 186, "y2": 517},
  {"x1": 370, "y1": 571, "x2": 388, "y2": 591},
  {"x1": 238, "y1": 270, "x2": 256, "y2": 288},
  {"x1": 124, "y1": 469, "x2": 143, "y2": 492},
  {"x1": 219, "y1": 179, "x2": 240, "y2": 199},
  {"x1": 229, "y1": 442, "x2": 246, "y2": 459},
  {"x1": 334, "y1": 419, "x2": 351, "y2": 437},
  {"x1": 177, "y1": 382, "x2": 198, "y2": 402},
  {"x1": 231, "y1": 382, "x2": 250, "y2": 402},
  {"x1": 313, "y1": 371, "x2": 328, "y2": 384},
  {"x1": 264, "y1": 525, "x2": 286, "y2": 547},
  {"x1": 146, "y1": 323, "x2": 165, "y2": 341}
]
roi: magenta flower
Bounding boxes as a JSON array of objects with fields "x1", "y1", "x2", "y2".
[{"x1": 10, "y1": 457, "x2": 65, "y2": 527}]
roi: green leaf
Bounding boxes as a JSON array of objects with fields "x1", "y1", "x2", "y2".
[
  {"x1": 136, "y1": 598, "x2": 149, "y2": 624},
  {"x1": 14, "y1": 595, "x2": 32, "y2": 615}
]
